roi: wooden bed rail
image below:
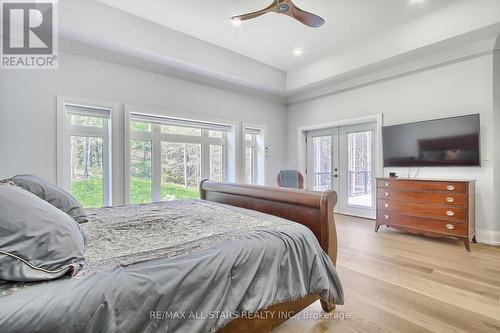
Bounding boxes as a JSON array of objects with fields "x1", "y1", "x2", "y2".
[{"x1": 200, "y1": 180, "x2": 338, "y2": 265}]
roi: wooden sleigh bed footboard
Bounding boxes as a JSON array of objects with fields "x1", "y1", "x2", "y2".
[{"x1": 199, "y1": 180, "x2": 338, "y2": 333}]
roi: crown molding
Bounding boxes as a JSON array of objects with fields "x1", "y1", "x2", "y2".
[{"x1": 287, "y1": 27, "x2": 500, "y2": 104}]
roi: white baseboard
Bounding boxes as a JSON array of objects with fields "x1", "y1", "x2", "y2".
[{"x1": 476, "y1": 229, "x2": 500, "y2": 246}]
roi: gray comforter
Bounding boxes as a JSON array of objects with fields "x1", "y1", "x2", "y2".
[{"x1": 0, "y1": 200, "x2": 344, "y2": 333}]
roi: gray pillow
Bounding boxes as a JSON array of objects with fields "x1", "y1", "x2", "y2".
[
  {"x1": 0, "y1": 183, "x2": 86, "y2": 282},
  {"x1": 10, "y1": 175, "x2": 88, "y2": 223}
]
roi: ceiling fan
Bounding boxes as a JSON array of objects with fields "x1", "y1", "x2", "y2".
[{"x1": 231, "y1": 0, "x2": 325, "y2": 28}]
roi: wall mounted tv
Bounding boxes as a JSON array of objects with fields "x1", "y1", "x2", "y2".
[{"x1": 383, "y1": 114, "x2": 480, "y2": 167}]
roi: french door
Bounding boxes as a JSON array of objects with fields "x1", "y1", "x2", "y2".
[{"x1": 307, "y1": 123, "x2": 376, "y2": 219}]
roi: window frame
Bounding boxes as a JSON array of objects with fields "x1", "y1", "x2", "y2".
[
  {"x1": 57, "y1": 95, "x2": 118, "y2": 207},
  {"x1": 124, "y1": 106, "x2": 238, "y2": 204}
]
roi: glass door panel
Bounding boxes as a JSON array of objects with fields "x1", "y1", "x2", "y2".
[
  {"x1": 311, "y1": 135, "x2": 332, "y2": 191},
  {"x1": 307, "y1": 128, "x2": 339, "y2": 202},
  {"x1": 339, "y1": 123, "x2": 376, "y2": 219},
  {"x1": 347, "y1": 131, "x2": 373, "y2": 207}
]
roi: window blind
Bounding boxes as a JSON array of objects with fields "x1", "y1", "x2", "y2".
[
  {"x1": 65, "y1": 104, "x2": 111, "y2": 119},
  {"x1": 130, "y1": 112, "x2": 232, "y2": 132},
  {"x1": 245, "y1": 127, "x2": 262, "y2": 135}
]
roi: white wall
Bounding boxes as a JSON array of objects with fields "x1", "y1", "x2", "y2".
[
  {"x1": 493, "y1": 49, "x2": 500, "y2": 241},
  {"x1": 286, "y1": 54, "x2": 498, "y2": 239},
  {"x1": 0, "y1": 51, "x2": 287, "y2": 204}
]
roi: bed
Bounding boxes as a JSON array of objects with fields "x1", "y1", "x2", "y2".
[{"x1": 0, "y1": 181, "x2": 343, "y2": 333}]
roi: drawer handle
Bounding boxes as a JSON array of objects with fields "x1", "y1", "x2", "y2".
[
  {"x1": 384, "y1": 192, "x2": 390, "y2": 197},
  {"x1": 384, "y1": 182, "x2": 390, "y2": 187},
  {"x1": 446, "y1": 185, "x2": 456, "y2": 191},
  {"x1": 384, "y1": 203, "x2": 390, "y2": 208},
  {"x1": 446, "y1": 211, "x2": 455, "y2": 217},
  {"x1": 446, "y1": 224, "x2": 455, "y2": 230},
  {"x1": 446, "y1": 197, "x2": 455, "y2": 203},
  {"x1": 384, "y1": 214, "x2": 390, "y2": 220}
]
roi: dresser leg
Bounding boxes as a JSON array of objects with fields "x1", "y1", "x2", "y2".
[
  {"x1": 374, "y1": 224, "x2": 380, "y2": 232},
  {"x1": 472, "y1": 235, "x2": 477, "y2": 244},
  {"x1": 463, "y1": 238, "x2": 471, "y2": 252}
]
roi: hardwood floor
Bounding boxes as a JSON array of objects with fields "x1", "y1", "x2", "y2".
[{"x1": 273, "y1": 214, "x2": 500, "y2": 333}]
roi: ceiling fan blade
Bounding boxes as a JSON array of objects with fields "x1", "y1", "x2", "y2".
[
  {"x1": 290, "y1": 2, "x2": 325, "y2": 28},
  {"x1": 231, "y1": 2, "x2": 276, "y2": 22}
]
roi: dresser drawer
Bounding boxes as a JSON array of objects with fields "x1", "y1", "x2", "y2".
[
  {"x1": 378, "y1": 199, "x2": 467, "y2": 222},
  {"x1": 377, "y1": 189, "x2": 467, "y2": 207},
  {"x1": 377, "y1": 179, "x2": 466, "y2": 193},
  {"x1": 377, "y1": 211, "x2": 467, "y2": 236}
]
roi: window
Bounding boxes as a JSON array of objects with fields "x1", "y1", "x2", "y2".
[
  {"x1": 161, "y1": 141, "x2": 202, "y2": 200},
  {"x1": 59, "y1": 103, "x2": 112, "y2": 208},
  {"x1": 243, "y1": 127, "x2": 265, "y2": 185},
  {"x1": 244, "y1": 132, "x2": 256, "y2": 184},
  {"x1": 209, "y1": 144, "x2": 224, "y2": 182},
  {"x1": 130, "y1": 140, "x2": 152, "y2": 204},
  {"x1": 128, "y1": 113, "x2": 231, "y2": 203}
]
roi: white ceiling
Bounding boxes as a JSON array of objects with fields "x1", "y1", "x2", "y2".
[{"x1": 96, "y1": 0, "x2": 457, "y2": 71}]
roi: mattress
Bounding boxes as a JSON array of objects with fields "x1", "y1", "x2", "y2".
[{"x1": 0, "y1": 200, "x2": 344, "y2": 333}]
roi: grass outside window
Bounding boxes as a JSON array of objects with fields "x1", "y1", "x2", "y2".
[{"x1": 72, "y1": 177, "x2": 199, "y2": 208}]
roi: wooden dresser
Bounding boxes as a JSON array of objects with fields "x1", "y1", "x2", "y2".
[{"x1": 375, "y1": 178, "x2": 476, "y2": 251}]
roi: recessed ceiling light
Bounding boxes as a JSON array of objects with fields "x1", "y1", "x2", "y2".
[
  {"x1": 409, "y1": 0, "x2": 425, "y2": 5},
  {"x1": 231, "y1": 17, "x2": 242, "y2": 27},
  {"x1": 293, "y1": 48, "x2": 304, "y2": 57}
]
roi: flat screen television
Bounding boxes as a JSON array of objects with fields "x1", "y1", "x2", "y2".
[{"x1": 383, "y1": 114, "x2": 480, "y2": 167}]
